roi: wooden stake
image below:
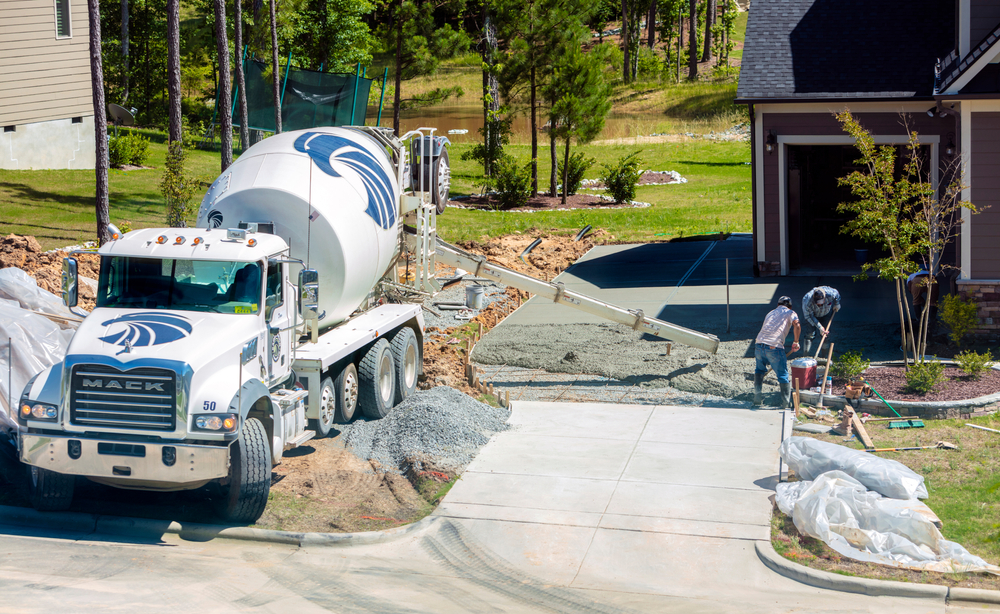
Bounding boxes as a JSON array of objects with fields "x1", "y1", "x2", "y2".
[
  {"x1": 820, "y1": 343, "x2": 835, "y2": 396},
  {"x1": 851, "y1": 411, "x2": 875, "y2": 449},
  {"x1": 505, "y1": 390, "x2": 510, "y2": 407},
  {"x1": 666, "y1": 343, "x2": 672, "y2": 356},
  {"x1": 793, "y1": 378, "x2": 801, "y2": 416}
]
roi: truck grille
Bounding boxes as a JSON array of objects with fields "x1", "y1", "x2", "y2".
[{"x1": 70, "y1": 365, "x2": 176, "y2": 431}]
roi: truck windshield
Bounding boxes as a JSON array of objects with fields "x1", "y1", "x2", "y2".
[{"x1": 97, "y1": 257, "x2": 262, "y2": 314}]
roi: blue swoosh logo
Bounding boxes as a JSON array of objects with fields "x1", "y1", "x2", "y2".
[
  {"x1": 293, "y1": 132, "x2": 396, "y2": 229},
  {"x1": 99, "y1": 312, "x2": 193, "y2": 347}
]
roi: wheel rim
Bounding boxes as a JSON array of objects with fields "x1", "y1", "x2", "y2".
[
  {"x1": 378, "y1": 353, "x2": 393, "y2": 403},
  {"x1": 404, "y1": 343, "x2": 417, "y2": 389},
  {"x1": 437, "y1": 160, "x2": 450, "y2": 203},
  {"x1": 320, "y1": 383, "x2": 335, "y2": 426},
  {"x1": 343, "y1": 371, "x2": 359, "y2": 413}
]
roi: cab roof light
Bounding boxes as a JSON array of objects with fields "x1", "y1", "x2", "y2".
[
  {"x1": 174, "y1": 236, "x2": 186, "y2": 245},
  {"x1": 192, "y1": 237, "x2": 203, "y2": 245},
  {"x1": 247, "y1": 238, "x2": 257, "y2": 247},
  {"x1": 156, "y1": 235, "x2": 168, "y2": 244}
]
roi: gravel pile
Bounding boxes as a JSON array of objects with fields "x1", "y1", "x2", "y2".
[{"x1": 340, "y1": 386, "x2": 511, "y2": 473}]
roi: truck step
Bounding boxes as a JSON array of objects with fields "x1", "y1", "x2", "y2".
[{"x1": 285, "y1": 430, "x2": 316, "y2": 449}]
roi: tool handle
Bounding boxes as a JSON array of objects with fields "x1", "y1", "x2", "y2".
[
  {"x1": 812, "y1": 310, "x2": 837, "y2": 360},
  {"x1": 862, "y1": 378, "x2": 903, "y2": 418}
]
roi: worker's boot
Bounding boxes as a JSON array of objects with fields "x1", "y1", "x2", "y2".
[
  {"x1": 779, "y1": 382, "x2": 792, "y2": 409},
  {"x1": 753, "y1": 373, "x2": 764, "y2": 407}
]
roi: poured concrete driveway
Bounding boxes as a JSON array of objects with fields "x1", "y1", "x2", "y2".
[{"x1": 0, "y1": 401, "x2": 966, "y2": 612}]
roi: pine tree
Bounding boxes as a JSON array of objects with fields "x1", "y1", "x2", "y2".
[
  {"x1": 88, "y1": 0, "x2": 111, "y2": 243},
  {"x1": 214, "y1": 0, "x2": 233, "y2": 169}
]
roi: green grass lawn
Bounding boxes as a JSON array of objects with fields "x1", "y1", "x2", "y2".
[
  {"x1": 0, "y1": 130, "x2": 221, "y2": 250},
  {"x1": 439, "y1": 139, "x2": 751, "y2": 244},
  {"x1": 1, "y1": 132, "x2": 751, "y2": 250}
]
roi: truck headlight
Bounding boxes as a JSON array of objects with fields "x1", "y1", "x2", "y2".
[
  {"x1": 194, "y1": 414, "x2": 239, "y2": 432},
  {"x1": 20, "y1": 403, "x2": 57, "y2": 421}
]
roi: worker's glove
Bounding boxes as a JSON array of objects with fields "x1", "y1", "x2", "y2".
[{"x1": 833, "y1": 304, "x2": 840, "y2": 313}]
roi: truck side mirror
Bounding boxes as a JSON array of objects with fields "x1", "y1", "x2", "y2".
[
  {"x1": 298, "y1": 269, "x2": 319, "y2": 319},
  {"x1": 62, "y1": 257, "x2": 78, "y2": 308}
]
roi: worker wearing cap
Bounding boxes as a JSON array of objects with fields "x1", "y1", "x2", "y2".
[
  {"x1": 802, "y1": 286, "x2": 841, "y2": 355},
  {"x1": 753, "y1": 296, "x2": 800, "y2": 408}
]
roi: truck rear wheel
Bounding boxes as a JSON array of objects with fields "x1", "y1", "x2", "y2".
[
  {"x1": 359, "y1": 338, "x2": 395, "y2": 419},
  {"x1": 334, "y1": 362, "x2": 359, "y2": 423},
  {"x1": 217, "y1": 417, "x2": 271, "y2": 523},
  {"x1": 309, "y1": 377, "x2": 337, "y2": 437},
  {"x1": 26, "y1": 466, "x2": 74, "y2": 512},
  {"x1": 390, "y1": 327, "x2": 420, "y2": 404},
  {"x1": 432, "y1": 149, "x2": 451, "y2": 214}
]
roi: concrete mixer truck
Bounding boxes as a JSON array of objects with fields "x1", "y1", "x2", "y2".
[{"x1": 15, "y1": 126, "x2": 719, "y2": 523}]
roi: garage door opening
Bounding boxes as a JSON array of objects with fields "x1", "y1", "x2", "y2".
[{"x1": 786, "y1": 144, "x2": 930, "y2": 273}]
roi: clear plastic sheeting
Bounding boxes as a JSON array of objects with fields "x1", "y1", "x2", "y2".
[
  {"x1": 779, "y1": 436, "x2": 928, "y2": 500},
  {"x1": 776, "y1": 471, "x2": 1000, "y2": 575},
  {"x1": 0, "y1": 270, "x2": 81, "y2": 433},
  {"x1": 0, "y1": 267, "x2": 80, "y2": 324}
]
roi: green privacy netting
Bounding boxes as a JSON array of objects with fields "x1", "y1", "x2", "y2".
[{"x1": 235, "y1": 59, "x2": 374, "y2": 132}]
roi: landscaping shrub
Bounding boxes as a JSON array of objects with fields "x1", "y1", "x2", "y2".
[
  {"x1": 492, "y1": 155, "x2": 532, "y2": 210},
  {"x1": 955, "y1": 349, "x2": 994, "y2": 380},
  {"x1": 904, "y1": 360, "x2": 945, "y2": 395},
  {"x1": 108, "y1": 130, "x2": 150, "y2": 168},
  {"x1": 830, "y1": 350, "x2": 870, "y2": 381},
  {"x1": 941, "y1": 294, "x2": 979, "y2": 347},
  {"x1": 600, "y1": 151, "x2": 642, "y2": 204},
  {"x1": 557, "y1": 152, "x2": 595, "y2": 196}
]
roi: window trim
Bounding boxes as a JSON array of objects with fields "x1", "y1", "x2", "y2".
[{"x1": 53, "y1": 0, "x2": 72, "y2": 39}]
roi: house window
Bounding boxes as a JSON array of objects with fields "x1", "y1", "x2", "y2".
[
  {"x1": 3, "y1": 126, "x2": 15, "y2": 133},
  {"x1": 54, "y1": 0, "x2": 72, "y2": 39},
  {"x1": 71, "y1": 117, "x2": 83, "y2": 124}
]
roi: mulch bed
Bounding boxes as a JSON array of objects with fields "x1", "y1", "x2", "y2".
[
  {"x1": 449, "y1": 193, "x2": 635, "y2": 211},
  {"x1": 583, "y1": 171, "x2": 683, "y2": 189},
  {"x1": 833, "y1": 365, "x2": 1000, "y2": 402}
]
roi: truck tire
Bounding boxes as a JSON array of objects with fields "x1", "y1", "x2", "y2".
[
  {"x1": 26, "y1": 466, "x2": 74, "y2": 512},
  {"x1": 308, "y1": 376, "x2": 337, "y2": 437},
  {"x1": 217, "y1": 417, "x2": 271, "y2": 523},
  {"x1": 390, "y1": 327, "x2": 420, "y2": 404},
  {"x1": 359, "y1": 338, "x2": 395, "y2": 419},
  {"x1": 334, "y1": 362, "x2": 359, "y2": 423},
  {"x1": 432, "y1": 148, "x2": 451, "y2": 215}
]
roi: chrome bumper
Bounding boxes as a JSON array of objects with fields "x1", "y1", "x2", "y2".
[{"x1": 20, "y1": 434, "x2": 230, "y2": 484}]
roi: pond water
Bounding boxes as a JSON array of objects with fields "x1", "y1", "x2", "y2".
[{"x1": 373, "y1": 103, "x2": 671, "y2": 143}]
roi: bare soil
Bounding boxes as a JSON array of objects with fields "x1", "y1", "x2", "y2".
[
  {"x1": 451, "y1": 193, "x2": 631, "y2": 211},
  {"x1": 831, "y1": 366, "x2": 1000, "y2": 402},
  {"x1": 772, "y1": 512, "x2": 999, "y2": 591},
  {"x1": 0, "y1": 234, "x2": 100, "y2": 310}
]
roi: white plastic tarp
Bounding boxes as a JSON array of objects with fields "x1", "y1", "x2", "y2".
[
  {"x1": 779, "y1": 436, "x2": 928, "y2": 500},
  {"x1": 0, "y1": 269, "x2": 83, "y2": 433},
  {"x1": 776, "y1": 471, "x2": 1000, "y2": 575}
]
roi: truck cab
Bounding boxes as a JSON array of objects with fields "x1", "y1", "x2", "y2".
[{"x1": 17, "y1": 227, "x2": 307, "y2": 521}]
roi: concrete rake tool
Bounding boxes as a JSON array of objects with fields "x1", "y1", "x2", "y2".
[{"x1": 867, "y1": 441, "x2": 958, "y2": 452}]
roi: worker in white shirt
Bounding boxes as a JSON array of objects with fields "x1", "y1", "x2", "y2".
[{"x1": 753, "y1": 296, "x2": 801, "y2": 408}]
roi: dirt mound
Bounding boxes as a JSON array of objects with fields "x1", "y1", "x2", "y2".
[
  {"x1": 458, "y1": 228, "x2": 608, "y2": 281},
  {"x1": 0, "y1": 234, "x2": 100, "y2": 310}
]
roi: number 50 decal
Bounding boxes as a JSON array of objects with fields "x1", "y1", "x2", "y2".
[{"x1": 203, "y1": 401, "x2": 217, "y2": 411}]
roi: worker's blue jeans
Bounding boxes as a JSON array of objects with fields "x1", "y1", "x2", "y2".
[{"x1": 755, "y1": 343, "x2": 790, "y2": 383}]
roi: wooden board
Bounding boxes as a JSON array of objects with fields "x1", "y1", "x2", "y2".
[{"x1": 851, "y1": 412, "x2": 875, "y2": 449}]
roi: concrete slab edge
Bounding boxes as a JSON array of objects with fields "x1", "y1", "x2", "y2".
[
  {"x1": 798, "y1": 388, "x2": 1000, "y2": 413},
  {"x1": 0, "y1": 504, "x2": 440, "y2": 548},
  {"x1": 756, "y1": 541, "x2": 1000, "y2": 605}
]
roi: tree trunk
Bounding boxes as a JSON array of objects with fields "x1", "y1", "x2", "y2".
[
  {"x1": 702, "y1": 0, "x2": 714, "y2": 62},
  {"x1": 621, "y1": 0, "x2": 629, "y2": 84},
  {"x1": 88, "y1": 0, "x2": 110, "y2": 244},
  {"x1": 234, "y1": 0, "x2": 249, "y2": 152},
  {"x1": 687, "y1": 0, "x2": 697, "y2": 80},
  {"x1": 214, "y1": 0, "x2": 232, "y2": 170},
  {"x1": 269, "y1": 0, "x2": 282, "y2": 134},
  {"x1": 647, "y1": 0, "x2": 656, "y2": 48},
  {"x1": 392, "y1": 0, "x2": 402, "y2": 135},
  {"x1": 480, "y1": 9, "x2": 498, "y2": 176},
  {"x1": 530, "y1": 64, "x2": 537, "y2": 197},
  {"x1": 561, "y1": 136, "x2": 571, "y2": 205},
  {"x1": 549, "y1": 122, "x2": 557, "y2": 196},
  {"x1": 677, "y1": 2, "x2": 683, "y2": 81},
  {"x1": 167, "y1": 0, "x2": 181, "y2": 143},
  {"x1": 121, "y1": 0, "x2": 129, "y2": 103}
]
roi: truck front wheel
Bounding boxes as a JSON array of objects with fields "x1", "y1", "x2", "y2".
[
  {"x1": 359, "y1": 338, "x2": 395, "y2": 419},
  {"x1": 216, "y1": 417, "x2": 271, "y2": 523},
  {"x1": 26, "y1": 466, "x2": 74, "y2": 512}
]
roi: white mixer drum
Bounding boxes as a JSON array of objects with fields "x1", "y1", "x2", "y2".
[{"x1": 196, "y1": 127, "x2": 400, "y2": 328}]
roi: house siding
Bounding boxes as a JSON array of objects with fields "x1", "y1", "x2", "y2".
[
  {"x1": 970, "y1": 0, "x2": 1000, "y2": 49},
  {"x1": 0, "y1": 0, "x2": 93, "y2": 126},
  {"x1": 759, "y1": 110, "x2": 955, "y2": 265},
  {"x1": 969, "y1": 112, "x2": 1000, "y2": 279}
]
